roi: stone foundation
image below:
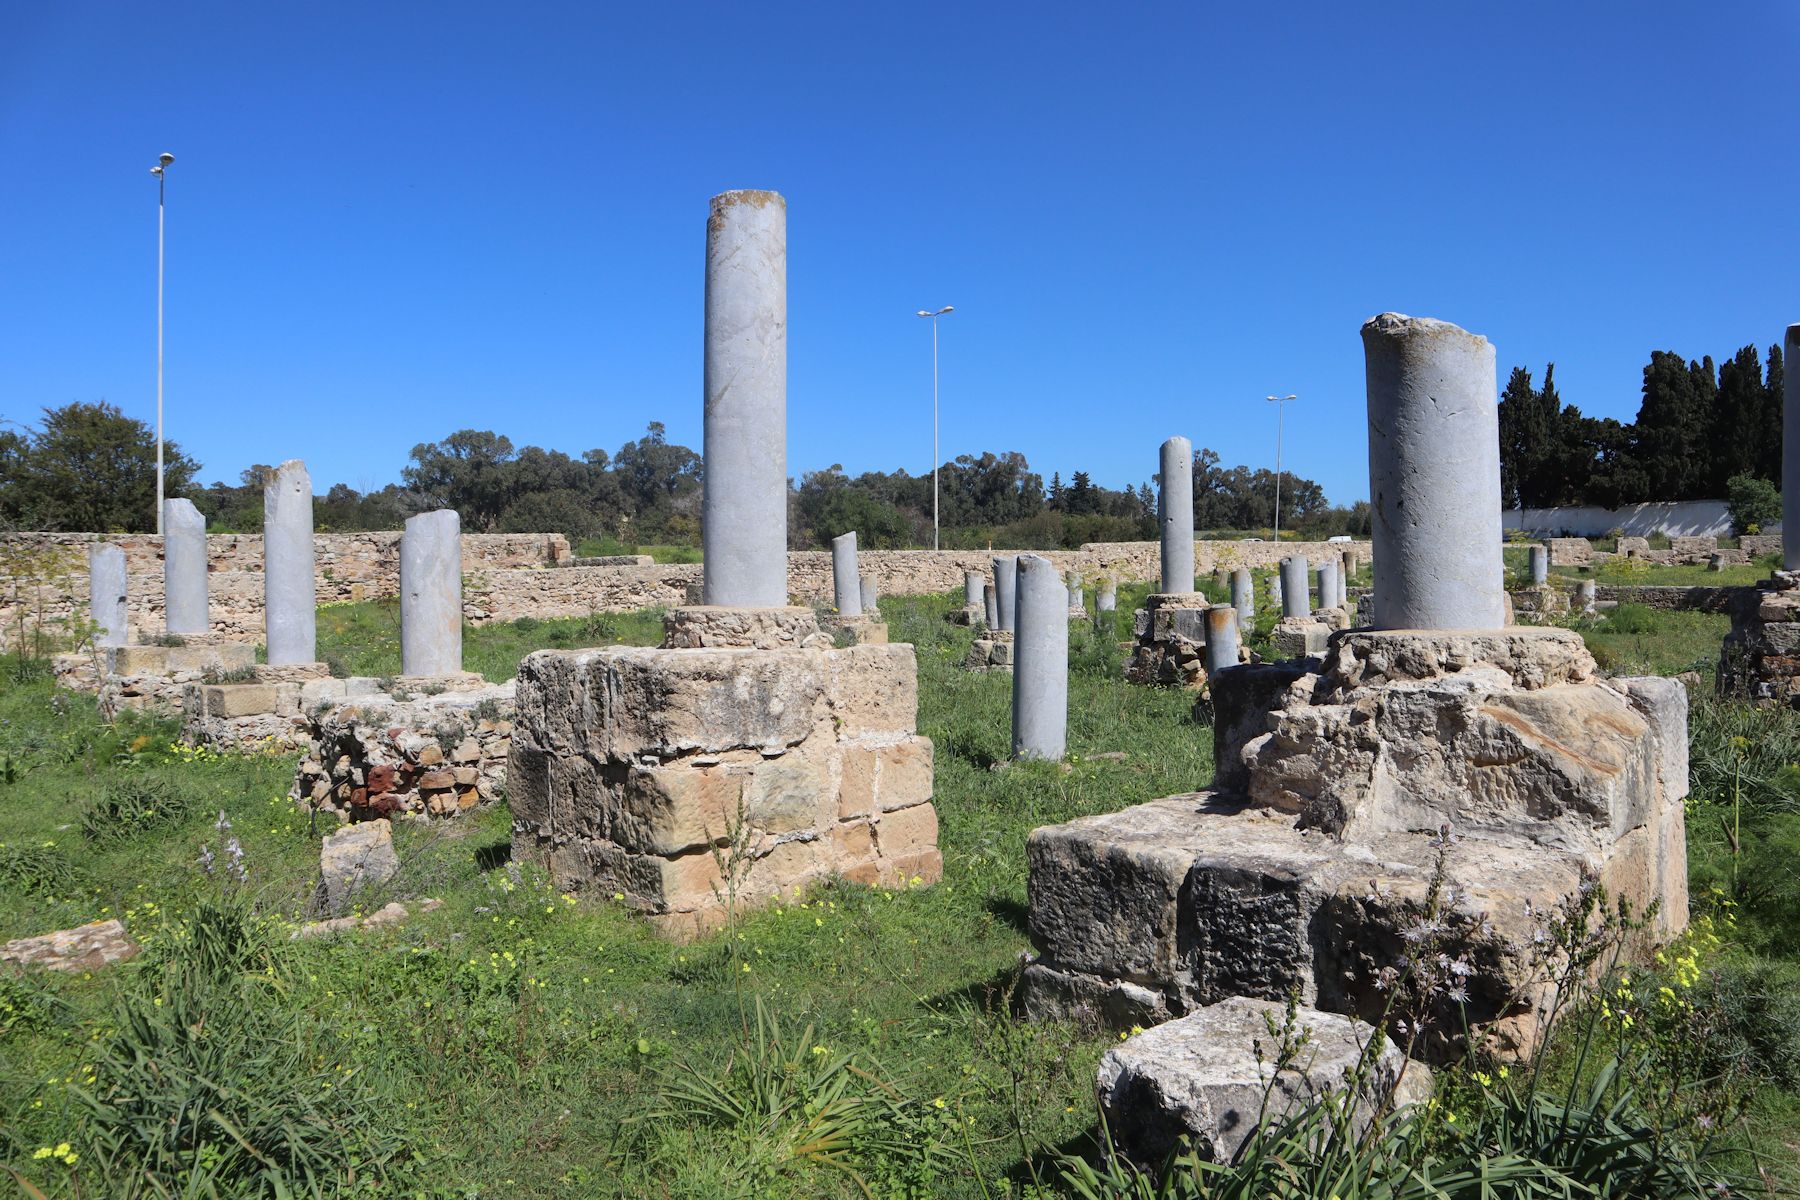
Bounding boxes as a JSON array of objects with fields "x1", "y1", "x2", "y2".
[
  {"x1": 181, "y1": 663, "x2": 333, "y2": 752},
  {"x1": 826, "y1": 614, "x2": 889, "y2": 645},
  {"x1": 1719, "y1": 572, "x2": 1800, "y2": 703},
  {"x1": 509, "y1": 608, "x2": 941, "y2": 938},
  {"x1": 965, "y1": 628, "x2": 1014, "y2": 672},
  {"x1": 1125, "y1": 594, "x2": 1211, "y2": 687},
  {"x1": 1025, "y1": 627, "x2": 1688, "y2": 1061},
  {"x1": 293, "y1": 677, "x2": 515, "y2": 819},
  {"x1": 54, "y1": 638, "x2": 258, "y2": 712}
]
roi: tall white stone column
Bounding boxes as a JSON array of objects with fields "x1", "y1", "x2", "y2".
[
  {"x1": 993, "y1": 555, "x2": 1019, "y2": 632},
  {"x1": 1230, "y1": 567, "x2": 1253, "y2": 632},
  {"x1": 1784, "y1": 324, "x2": 1799, "y2": 571},
  {"x1": 1362, "y1": 313, "x2": 1506, "y2": 630},
  {"x1": 162, "y1": 498, "x2": 209, "y2": 635},
  {"x1": 1280, "y1": 556, "x2": 1310, "y2": 619},
  {"x1": 831, "y1": 532, "x2": 862, "y2": 617},
  {"x1": 1012, "y1": 554, "x2": 1068, "y2": 760},
  {"x1": 1159, "y1": 437, "x2": 1194, "y2": 594},
  {"x1": 264, "y1": 459, "x2": 317, "y2": 665},
  {"x1": 401, "y1": 509, "x2": 463, "y2": 676},
  {"x1": 88, "y1": 544, "x2": 127, "y2": 648},
  {"x1": 702, "y1": 189, "x2": 788, "y2": 607},
  {"x1": 1204, "y1": 604, "x2": 1240, "y2": 675}
]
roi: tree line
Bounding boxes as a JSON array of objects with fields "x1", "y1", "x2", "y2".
[
  {"x1": 0, "y1": 402, "x2": 1361, "y2": 549},
  {"x1": 1498, "y1": 341, "x2": 1785, "y2": 510}
]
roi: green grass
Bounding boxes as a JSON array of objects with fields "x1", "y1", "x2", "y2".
[
  {"x1": 316, "y1": 599, "x2": 665, "y2": 680},
  {"x1": 1559, "y1": 604, "x2": 1730, "y2": 679},
  {"x1": 573, "y1": 537, "x2": 702, "y2": 564},
  {"x1": 1, "y1": 596, "x2": 1219, "y2": 1197},
  {"x1": 4, "y1": 591, "x2": 1797, "y2": 1195}
]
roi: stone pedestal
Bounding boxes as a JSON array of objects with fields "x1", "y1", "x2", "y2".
[
  {"x1": 965, "y1": 627, "x2": 1014, "y2": 672},
  {"x1": 1126, "y1": 593, "x2": 1212, "y2": 687},
  {"x1": 509, "y1": 618, "x2": 940, "y2": 938},
  {"x1": 54, "y1": 637, "x2": 258, "y2": 713},
  {"x1": 1024, "y1": 628, "x2": 1689, "y2": 1060},
  {"x1": 1720, "y1": 572, "x2": 1800, "y2": 703}
]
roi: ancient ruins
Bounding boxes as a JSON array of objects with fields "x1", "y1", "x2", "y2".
[
  {"x1": 1024, "y1": 315, "x2": 1690, "y2": 1117},
  {"x1": 506, "y1": 190, "x2": 942, "y2": 937}
]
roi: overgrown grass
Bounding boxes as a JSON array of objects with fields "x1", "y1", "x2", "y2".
[
  {"x1": 315, "y1": 598, "x2": 664, "y2": 680},
  {"x1": 573, "y1": 537, "x2": 702, "y2": 563},
  {"x1": 1561, "y1": 604, "x2": 1729, "y2": 678},
  {"x1": 4, "y1": 594, "x2": 1799, "y2": 1194}
]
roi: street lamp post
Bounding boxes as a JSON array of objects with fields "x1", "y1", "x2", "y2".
[
  {"x1": 150, "y1": 152, "x2": 175, "y2": 534},
  {"x1": 915, "y1": 306, "x2": 954, "y2": 550},
  {"x1": 1265, "y1": 394, "x2": 1296, "y2": 540}
]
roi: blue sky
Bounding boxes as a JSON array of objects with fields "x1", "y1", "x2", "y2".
[{"x1": 3, "y1": 2, "x2": 1794, "y2": 506}]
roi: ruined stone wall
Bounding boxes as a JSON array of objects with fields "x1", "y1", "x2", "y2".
[
  {"x1": 1, "y1": 532, "x2": 569, "y2": 647},
  {"x1": 4, "y1": 534, "x2": 1368, "y2": 642}
]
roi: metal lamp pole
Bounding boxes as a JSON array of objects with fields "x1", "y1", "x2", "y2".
[
  {"x1": 150, "y1": 152, "x2": 175, "y2": 533},
  {"x1": 1266, "y1": 394, "x2": 1296, "y2": 540},
  {"x1": 916, "y1": 306, "x2": 954, "y2": 550}
]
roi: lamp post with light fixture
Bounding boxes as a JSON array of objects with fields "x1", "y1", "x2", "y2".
[
  {"x1": 1266, "y1": 393, "x2": 1296, "y2": 541},
  {"x1": 916, "y1": 306, "x2": 954, "y2": 550},
  {"x1": 150, "y1": 152, "x2": 175, "y2": 534}
]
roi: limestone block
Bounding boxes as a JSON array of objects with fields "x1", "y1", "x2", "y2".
[
  {"x1": 1319, "y1": 628, "x2": 1594, "y2": 694},
  {"x1": 1617, "y1": 537, "x2": 1650, "y2": 557},
  {"x1": 874, "y1": 800, "x2": 938, "y2": 857},
  {"x1": 513, "y1": 646, "x2": 827, "y2": 760},
  {"x1": 1097, "y1": 998, "x2": 1431, "y2": 1166},
  {"x1": 825, "y1": 644, "x2": 919, "y2": 736},
  {"x1": 663, "y1": 606, "x2": 829, "y2": 650},
  {"x1": 197, "y1": 683, "x2": 285, "y2": 718},
  {"x1": 829, "y1": 614, "x2": 889, "y2": 645},
  {"x1": 1547, "y1": 537, "x2": 1593, "y2": 567},
  {"x1": 1271, "y1": 617, "x2": 1330, "y2": 658},
  {"x1": 1026, "y1": 793, "x2": 1584, "y2": 1055},
  {"x1": 318, "y1": 820, "x2": 399, "y2": 915},
  {"x1": 1, "y1": 919, "x2": 140, "y2": 972},
  {"x1": 873, "y1": 738, "x2": 934, "y2": 811}
]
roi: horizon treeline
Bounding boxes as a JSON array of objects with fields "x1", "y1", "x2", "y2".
[
  {"x1": 0, "y1": 410, "x2": 1360, "y2": 549},
  {"x1": 1499, "y1": 341, "x2": 1785, "y2": 509}
]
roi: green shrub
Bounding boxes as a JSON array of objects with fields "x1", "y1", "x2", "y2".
[
  {"x1": 1604, "y1": 602, "x2": 1660, "y2": 635},
  {"x1": 72, "y1": 891, "x2": 407, "y2": 1197},
  {"x1": 1727, "y1": 473, "x2": 1782, "y2": 535},
  {"x1": 1692, "y1": 958, "x2": 1800, "y2": 1089},
  {"x1": 639, "y1": 997, "x2": 953, "y2": 1195},
  {"x1": 80, "y1": 777, "x2": 193, "y2": 845},
  {"x1": 0, "y1": 839, "x2": 82, "y2": 897}
]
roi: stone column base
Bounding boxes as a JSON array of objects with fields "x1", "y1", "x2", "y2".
[
  {"x1": 965, "y1": 628, "x2": 1014, "y2": 672},
  {"x1": 1025, "y1": 626, "x2": 1689, "y2": 1062},
  {"x1": 509, "y1": 640, "x2": 941, "y2": 939},
  {"x1": 664, "y1": 606, "x2": 831, "y2": 649},
  {"x1": 1720, "y1": 574, "x2": 1800, "y2": 703}
]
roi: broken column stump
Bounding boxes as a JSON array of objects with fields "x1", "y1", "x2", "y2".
[{"x1": 509, "y1": 606, "x2": 942, "y2": 938}]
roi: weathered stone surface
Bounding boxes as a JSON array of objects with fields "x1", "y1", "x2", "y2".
[
  {"x1": 1272, "y1": 617, "x2": 1331, "y2": 658},
  {"x1": 511, "y1": 638, "x2": 938, "y2": 935},
  {"x1": 318, "y1": 819, "x2": 399, "y2": 915},
  {"x1": 292, "y1": 681, "x2": 513, "y2": 820},
  {"x1": 1, "y1": 919, "x2": 140, "y2": 972},
  {"x1": 1097, "y1": 998, "x2": 1431, "y2": 1166},
  {"x1": 1320, "y1": 628, "x2": 1594, "y2": 693},
  {"x1": 663, "y1": 606, "x2": 830, "y2": 650},
  {"x1": 1547, "y1": 537, "x2": 1593, "y2": 567},
  {"x1": 1026, "y1": 794, "x2": 1591, "y2": 1056}
]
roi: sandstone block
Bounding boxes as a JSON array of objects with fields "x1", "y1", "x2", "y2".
[
  {"x1": 1098, "y1": 998, "x2": 1431, "y2": 1166},
  {"x1": 875, "y1": 801, "x2": 938, "y2": 857},
  {"x1": 875, "y1": 738, "x2": 934, "y2": 811},
  {"x1": 199, "y1": 683, "x2": 283, "y2": 718},
  {"x1": 825, "y1": 644, "x2": 919, "y2": 735},
  {"x1": 318, "y1": 819, "x2": 399, "y2": 915},
  {"x1": 1, "y1": 919, "x2": 140, "y2": 972},
  {"x1": 663, "y1": 606, "x2": 830, "y2": 649}
]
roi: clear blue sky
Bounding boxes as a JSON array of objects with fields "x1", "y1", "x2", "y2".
[{"x1": 3, "y1": 2, "x2": 1794, "y2": 506}]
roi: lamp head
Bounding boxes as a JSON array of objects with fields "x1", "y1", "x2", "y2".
[
  {"x1": 159, "y1": 152, "x2": 175, "y2": 166},
  {"x1": 916, "y1": 310, "x2": 932, "y2": 317}
]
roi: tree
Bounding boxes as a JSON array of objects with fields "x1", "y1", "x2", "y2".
[
  {"x1": 402, "y1": 430, "x2": 519, "y2": 530},
  {"x1": 3, "y1": 402, "x2": 199, "y2": 532},
  {"x1": 1065, "y1": 470, "x2": 1098, "y2": 515},
  {"x1": 1726, "y1": 474, "x2": 1781, "y2": 535},
  {"x1": 1634, "y1": 352, "x2": 1712, "y2": 501}
]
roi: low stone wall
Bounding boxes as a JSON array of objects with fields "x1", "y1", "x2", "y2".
[
  {"x1": 5, "y1": 534, "x2": 1367, "y2": 642},
  {"x1": 2, "y1": 532, "x2": 569, "y2": 648}
]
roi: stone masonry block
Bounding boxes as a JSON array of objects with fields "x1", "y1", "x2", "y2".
[
  {"x1": 825, "y1": 644, "x2": 919, "y2": 735},
  {"x1": 874, "y1": 738, "x2": 934, "y2": 811},
  {"x1": 874, "y1": 801, "x2": 938, "y2": 858}
]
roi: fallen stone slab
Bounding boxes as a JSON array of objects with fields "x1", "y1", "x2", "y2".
[
  {"x1": 1097, "y1": 997, "x2": 1431, "y2": 1165},
  {"x1": 318, "y1": 819, "x2": 399, "y2": 915},
  {"x1": 291, "y1": 897, "x2": 441, "y2": 939},
  {"x1": 2, "y1": 919, "x2": 140, "y2": 972}
]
